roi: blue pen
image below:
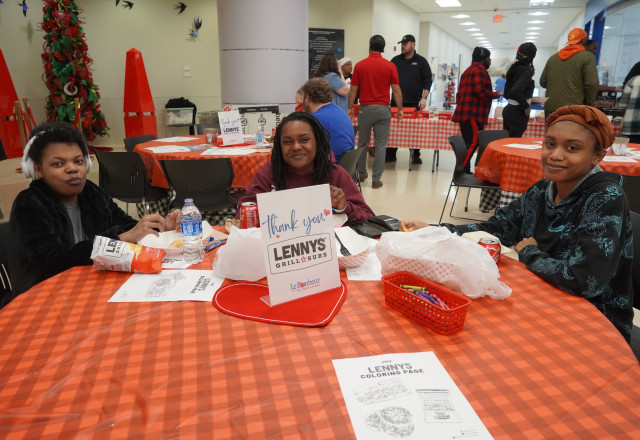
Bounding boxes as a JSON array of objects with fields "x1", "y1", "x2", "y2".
[{"x1": 205, "y1": 239, "x2": 226, "y2": 252}]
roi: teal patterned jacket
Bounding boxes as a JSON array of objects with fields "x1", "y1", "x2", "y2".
[{"x1": 443, "y1": 171, "x2": 634, "y2": 341}]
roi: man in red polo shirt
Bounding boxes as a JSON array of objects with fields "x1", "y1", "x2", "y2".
[{"x1": 348, "y1": 35, "x2": 403, "y2": 189}]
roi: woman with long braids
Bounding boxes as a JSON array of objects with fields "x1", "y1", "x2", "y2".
[
  {"x1": 236, "y1": 112, "x2": 374, "y2": 224},
  {"x1": 502, "y1": 42, "x2": 538, "y2": 137}
]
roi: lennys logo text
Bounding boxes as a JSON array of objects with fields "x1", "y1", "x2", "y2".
[{"x1": 267, "y1": 233, "x2": 332, "y2": 275}]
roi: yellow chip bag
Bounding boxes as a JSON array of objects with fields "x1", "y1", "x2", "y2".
[{"x1": 91, "y1": 236, "x2": 165, "y2": 273}]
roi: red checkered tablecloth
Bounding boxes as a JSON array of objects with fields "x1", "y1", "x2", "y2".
[
  {"x1": 476, "y1": 138, "x2": 640, "y2": 194},
  {"x1": 1, "y1": 254, "x2": 639, "y2": 439},
  {"x1": 135, "y1": 136, "x2": 270, "y2": 190},
  {"x1": 352, "y1": 117, "x2": 547, "y2": 151}
]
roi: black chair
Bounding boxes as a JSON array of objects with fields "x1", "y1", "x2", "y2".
[
  {"x1": 337, "y1": 147, "x2": 368, "y2": 192},
  {"x1": 0, "y1": 222, "x2": 13, "y2": 307},
  {"x1": 196, "y1": 123, "x2": 220, "y2": 135},
  {"x1": 93, "y1": 149, "x2": 169, "y2": 214},
  {"x1": 622, "y1": 175, "x2": 640, "y2": 214},
  {"x1": 630, "y1": 211, "x2": 640, "y2": 362},
  {"x1": 476, "y1": 129, "x2": 510, "y2": 166},
  {"x1": 439, "y1": 136, "x2": 500, "y2": 224},
  {"x1": 123, "y1": 134, "x2": 156, "y2": 153},
  {"x1": 160, "y1": 158, "x2": 236, "y2": 212}
]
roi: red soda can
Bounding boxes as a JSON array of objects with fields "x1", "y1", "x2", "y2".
[
  {"x1": 478, "y1": 238, "x2": 501, "y2": 264},
  {"x1": 240, "y1": 202, "x2": 259, "y2": 228},
  {"x1": 272, "y1": 128, "x2": 276, "y2": 137}
]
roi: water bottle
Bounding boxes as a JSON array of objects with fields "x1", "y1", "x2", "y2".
[
  {"x1": 180, "y1": 198, "x2": 204, "y2": 264},
  {"x1": 256, "y1": 126, "x2": 264, "y2": 145}
]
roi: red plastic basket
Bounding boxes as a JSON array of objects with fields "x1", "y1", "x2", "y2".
[{"x1": 381, "y1": 271, "x2": 471, "y2": 335}]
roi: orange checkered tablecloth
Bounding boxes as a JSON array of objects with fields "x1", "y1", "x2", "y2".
[
  {"x1": 1, "y1": 255, "x2": 639, "y2": 438},
  {"x1": 352, "y1": 117, "x2": 547, "y2": 151},
  {"x1": 475, "y1": 138, "x2": 640, "y2": 194},
  {"x1": 134, "y1": 136, "x2": 270, "y2": 190}
]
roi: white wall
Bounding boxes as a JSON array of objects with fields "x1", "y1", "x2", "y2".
[
  {"x1": 422, "y1": 22, "x2": 472, "y2": 108},
  {"x1": 372, "y1": 0, "x2": 420, "y2": 61}
]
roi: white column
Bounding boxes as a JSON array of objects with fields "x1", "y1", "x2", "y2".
[{"x1": 217, "y1": 0, "x2": 308, "y2": 112}]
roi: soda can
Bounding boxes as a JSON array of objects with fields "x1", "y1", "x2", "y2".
[
  {"x1": 240, "y1": 202, "x2": 259, "y2": 229},
  {"x1": 478, "y1": 238, "x2": 501, "y2": 264},
  {"x1": 272, "y1": 128, "x2": 276, "y2": 137}
]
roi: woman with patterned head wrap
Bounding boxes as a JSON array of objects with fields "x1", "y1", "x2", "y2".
[
  {"x1": 403, "y1": 105, "x2": 634, "y2": 342},
  {"x1": 503, "y1": 42, "x2": 537, "y2": 137}
]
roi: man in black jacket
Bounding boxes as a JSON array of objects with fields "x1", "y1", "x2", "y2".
[{"x1": 388, "y1": 34, "x2": 432, "y2": 164}]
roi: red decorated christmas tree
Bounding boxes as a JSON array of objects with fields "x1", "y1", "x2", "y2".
[{"x1": 41, "y1": 0, "x2": 108, "y2": 140}]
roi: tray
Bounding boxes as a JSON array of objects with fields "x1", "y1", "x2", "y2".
[{"x1": 381, "y1": 271, "x2": 471, "y2": 335}]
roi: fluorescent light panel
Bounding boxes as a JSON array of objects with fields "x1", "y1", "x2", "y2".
[
  {"x1": 527, "y1": 27, "x2": 542, "y2": 30},
  {"x1": 530, "y1": 0, "x2": 554, "y2": 5},
  {"x1": 528, "y1": 20, "x2": 545, "y2": 23},
  {"x1": 450, "y1": 14, "x2": 469, "y2": 18},
  {"x1": 436, "y1": 0, "x2": 461, "y2": 7},
  {"x1": 528, "y1": 11, "x2": 549, "y2": 16},
  {"x1": 466, "y1": 28, "x2": 480, "y2": 31},
  {"x1": 459, "y1": 22, "x2": 476, "y2": 26}
]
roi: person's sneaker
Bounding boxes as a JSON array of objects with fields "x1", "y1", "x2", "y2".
[
  {"x1": 411, "y1": 156, "x2": 423, "y2": 164},
  {"x1": 359, "y1": 171, "x2": 368, "y2": 181},
  {"x1": 372, "y1": 180, "x2": 383, "y2": 189}
]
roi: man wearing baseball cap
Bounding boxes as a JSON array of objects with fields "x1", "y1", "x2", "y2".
[
  {"x1": 540, "y1": 28, "x2": 599, "y2": 116},
  {"x1": 387, "y1": 34, "x2": 432, "y2": 164}
]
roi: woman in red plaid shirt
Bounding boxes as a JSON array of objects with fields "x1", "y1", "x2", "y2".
[{"x1": 452, "y1": 47, "x2": 501, "y2": 173}]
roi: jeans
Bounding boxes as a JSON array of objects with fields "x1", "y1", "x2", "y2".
[{"x1": 356, "y1": 105, "x2": 391, "y2": 181}]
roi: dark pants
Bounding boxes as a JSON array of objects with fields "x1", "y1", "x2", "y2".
[
  {"x1": 502, "y1": 104, "x2": 529, "y2": 138},
  {"x1": 459, "y1": 119, "x2": 484, "y2": 172},
  {"x1": 386, "y1": 103, "x2": 420, "y2": 161}
]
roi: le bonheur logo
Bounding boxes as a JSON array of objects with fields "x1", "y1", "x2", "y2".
[{"x1": 290, "y1": 277, "x2": 321, "y2": 292}]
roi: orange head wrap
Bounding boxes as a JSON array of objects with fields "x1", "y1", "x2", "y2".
[{"x1": 546, "y1": 105, "x2": 615, "y2": 151}]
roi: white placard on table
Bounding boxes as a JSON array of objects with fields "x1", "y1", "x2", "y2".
[
  {"x1": 200, "y1": 147, "x2": 255, "y2": 156},
  {"x1": 107, "y1": 270, "x2": 223, "y2": 302},
  {"x1": 256, "y1": 184, "x2": 340, "y2": 306},
  {"x1": 218, "y1": 110, "x2": 245, "y2": 146},
  {"x1": 602, "y1": 155, "x2": 637, "y2": 163},
  {"x1": 144, "y1": 145, "x2": 192, "y2": 154},
  {"x1": 332, "y1": 352, "x2": 493, "y2": 440}
]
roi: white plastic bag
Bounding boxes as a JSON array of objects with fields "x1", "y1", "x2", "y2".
[
  {"x1": 213, "y1": 226, "x2": 266, "y2": 281},
  {"x1": 376, "y1": 227, "x2": 511, "y2": 300}
]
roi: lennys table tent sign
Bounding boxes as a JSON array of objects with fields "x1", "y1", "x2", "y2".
[
  {"x1": 256, "y1": 184, "x2": 340, "y2": 306},
  {"x1": 218, "y1": 110, "x2": 244, "y2": 145}
]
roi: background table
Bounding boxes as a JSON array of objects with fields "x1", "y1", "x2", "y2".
[
  {"x1": 475, "y1": 138, "x2": 640, "y2": 208},
  {"x1": 1, "y1": 254, "x2": 639, "y2": 438},
  {"x1": 135, "y1": 136, "x2": 270, "y2": 190}
]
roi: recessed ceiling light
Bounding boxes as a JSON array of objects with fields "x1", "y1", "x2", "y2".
[
  {"x1": 435, "y1": 0, "x2": 462, "y2": 7},
  {"x1": 527, "y1": 27, "x2": 542, "y2": 30},
  {"x1": 528, "y1": 11, "x2": 549, "y2": 16},
  {"x1": 530, "y1": 0, "x2": 554, "y2": 5},
  {"x1": 471, "y1": 33, "x2": 484, "y2": 36},
  {"x1": 528, "y1": 20, "x2": 545, "y2": 24},
  {"x1": 460, "y1": 22, "x2": 476, "y2": 26},
  {"x1": 450, "y1": 14, "x2": 470, "y2": 19},
  {"x1": 604, "y1": 26, "x2": 611, "y2": 30},
  {"x1": 466, "y1": 28, "x2": 480, "y2": 32},
  {"x1": 526, "y1": 32, "x2": 540, "y2": 35}
]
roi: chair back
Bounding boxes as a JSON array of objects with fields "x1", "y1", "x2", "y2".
[
  {"x1": 160, "y1": 159, "x2": 236, "y2": 212},
  {"x1": 477, "y1": 130, "x2": 509, "y2": 165},
  {"x1": 448, "y1": 136, "x2": 470, "y2": 172},
  {"x1": 0, "y1": 222, "x2": 13, "y2": 305},
  {"x1": 337, "y1": 148, "x2": 367, "y2": 183},
  {"x1": 196, "y1": 123, "x2": 220, "y2": 135},
  {"x1": 631, "y1": 211, "x2": 640, "y2": 310},
  {"x1": 123, "y1": 134, "x2": 156, "y2": 152},
  {"x1": 622, "y1": 175, "x2": 640, "y2": 214},
  {"x1": 93, "y1": 149, "x2": 147, "y2": 203}
]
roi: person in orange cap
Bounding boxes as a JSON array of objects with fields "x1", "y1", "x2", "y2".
[
  {"x1": 402, "y1": 105, "x2": 634, "y2": 342},
  {"x1": 540, "y1": 28, "x2": 599, "y2": 116}
]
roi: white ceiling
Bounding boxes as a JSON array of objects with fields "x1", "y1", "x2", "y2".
[{"x1": 398, "y1": 0, "x2": 590, "y2": 50}]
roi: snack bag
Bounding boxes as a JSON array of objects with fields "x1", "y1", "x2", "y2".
[{"x1": 91, "y1": 236, "x2": 165, "y2": 274}]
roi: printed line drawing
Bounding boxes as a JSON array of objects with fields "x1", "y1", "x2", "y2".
[
  {"x1": 365, "y1": 406, "x2": 414, "y2": 438},
  {"x1": 354, "y1": 379, "x2": 411, "y2": 405},
  {"x1": 417, "y1": 389, "x2": 462, "y2": 423},
  {"x1": 146, "y1": 272, "x2": 186, "y2": 298}
]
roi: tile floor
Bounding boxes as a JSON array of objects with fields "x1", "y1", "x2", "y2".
[{"x1": 1, "y1": 147, "x2": 638, "y2": 325}]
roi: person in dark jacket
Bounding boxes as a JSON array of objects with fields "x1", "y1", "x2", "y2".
[
  {"x1": 402, "y1": 105, "x2": 634, "y2": 342},
  {"x1": 5, "y1": 122, "x2": 179, "y2": 305},
  {"x1": 503, "y1": 42, "x2": 537, "y2": 137}
]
